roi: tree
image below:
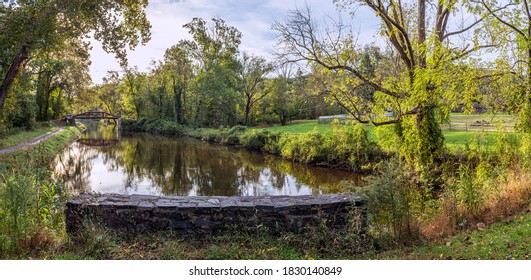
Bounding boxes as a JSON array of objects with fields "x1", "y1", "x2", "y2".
[
  {"x1": 182, "y1": 18, "x2": 242, "y2": 127},
  {"x1": 98, "y1": 71, "x2": 122, "y2": 114},
  {"x1": 123, "y1": 66, "x2": 146, "y2": 119},
  {"x1": 0, "y1": 0, "x2": 151, "y2": 116},
  {"x1": 237, "y1": 52, "x2": 273, "y2": 126},
  {"x1": 163, "y1": 42, "x2": 194, "y2": 125},
  {"x1": 474, "y1": 0, "x2": 531, "y2": 133},
  {"x1": 32, "y1": 38, "x2": 91, "y2": 121},
  {"x1": 273, "y1": 1, "x2": 495, "y2": 169}
]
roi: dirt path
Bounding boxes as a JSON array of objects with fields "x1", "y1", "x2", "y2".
[{"x1": 0, "y1": 127, "x2": 65, "y2": 155}]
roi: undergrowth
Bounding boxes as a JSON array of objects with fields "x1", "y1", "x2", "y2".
[{"x1": 0, "y1": 126, "x2": 81, "y2": 259}]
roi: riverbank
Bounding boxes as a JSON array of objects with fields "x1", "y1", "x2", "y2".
[
  {"x1": 0, "y1": 125, "x2": 82, "y2": 258},
  {"x1": 0, "y1": 127, "x2": 64, "y2": 155}
]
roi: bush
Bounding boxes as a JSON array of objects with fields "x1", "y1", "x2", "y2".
[
  {"x1": 357, "y1": 159, "x2": 418, "y2": 243},
  {"x1": 240, "y1": 130, "x2": 270, "y2": 151},
  {"x1": 279, "y1": 130, "x2": 326, "y2": 164},
  {"x1": 0, "y1": 170, "x2": 66, "y2": 256},
  {"x1": 203, "y1": 130, "x2": 222, "y2": 143}
]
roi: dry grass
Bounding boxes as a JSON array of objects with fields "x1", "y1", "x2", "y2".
[
  {"x1": 421, "y1": 167, "x2": 531, "y2": 239},
  {"x1": 483, "y1": 168, "x2": 531, "y2": 221}
]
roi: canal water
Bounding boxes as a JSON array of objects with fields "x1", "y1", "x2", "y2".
[{"x1": 54, "y1": 124, "x2": 361, "y2": 196}]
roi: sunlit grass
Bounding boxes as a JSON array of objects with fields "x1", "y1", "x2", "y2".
[
  {"x1": 0, "y1": 126, "x2": 56, "y2": 148},
  {"x1": 393, "y1": 213, "x2": 530, "y2": 260},
  {"x1": 255, "y1": 119, "x2": 519, "y2": 148}
]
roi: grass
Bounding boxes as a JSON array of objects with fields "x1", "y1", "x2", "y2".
[
  {"x1": 0, "y1": 126, "x2": 81, "y2": 169},
  {"x1": 367, "y1": 212, "x2": 530, "y2": 260},
  {"x1": 255, "y1": 119, "x2": 518, "y2": 148},
  {"x1": 0, "y1": 125, "x2": 83, "y2": 259},
  {"x1": 258, "y1": 120, "x2": 338, "y2": 134},
  {"x1": 0, "y1": 126, "x2": 56, "y2": 149},
  {"x1": 49, "y1": 210, "x2": 530, "y2": 260}
]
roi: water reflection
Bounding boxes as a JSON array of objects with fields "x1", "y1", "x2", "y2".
[{"x1": 54, "y1": 126, "x2": 361, "y2": 196}]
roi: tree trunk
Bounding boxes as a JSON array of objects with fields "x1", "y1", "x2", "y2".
[
  {"x1": 418, "y1": 0, "x2": 426, "y2": 68},
  {"x1": 174, "y1": 84, "x2": 184, "y2": 125},
  {"x1": 244, "y1": 96, "x2": 251, "y2": 126},
  {"x1": 0, "y1": 46, "x2": 30, "y2": 116}
]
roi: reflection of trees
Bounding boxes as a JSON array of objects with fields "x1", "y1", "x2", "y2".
[
  {"x1": 55, "y1": 126, "x2": 362, "y2": 196},
  {"x1": 263, "y1": 156, "x2": 362, "y2": 194},
  {"x1": 53, "y1": 143, "x2": 98, "y2": 194}
]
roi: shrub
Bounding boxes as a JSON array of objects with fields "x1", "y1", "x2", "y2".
[
  {"x1": 227, "y1": 125, "x2": 247, "y2": 135},
  {"x1": 0, "y1": 170, "x2": 66, "y2": 256},
  {"x1": 240, "y1": 130, "x2": 269, "y2": 151},
  {"x1": 357, "y1": 159, "x2": 418, "y2": 243},
  {"x1": 203, "y1": 130, "x2": 222, "y2": 143}
]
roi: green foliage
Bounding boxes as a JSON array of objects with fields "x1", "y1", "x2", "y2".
[
  {"x1": 0, "y1": 0, "x2": 152, "y2": 120},
  {"x1": 240, "y1": 129, "x2": 270, "y2": 151},
  {"x1": 125, "y1": 118, "x2": 185, "y2": 136},
  {"x1": 375, "y1": 123, "x2": 404, "y2": 152},
  {"x1": 455, "y1": 165, "x2": 483, "y2": 214},
  {"x1": 278, "y1": 123, "x2": 380, "y2": 170},
  {"x1": 279, "y1": 129, "x2": 326, "y2": 164},
  {"x1": 0, "y1": 168, "x2": 67, "y2": 257},
  {"x1": 357, "y1": 159, "x2": 418, "y2": 243}
]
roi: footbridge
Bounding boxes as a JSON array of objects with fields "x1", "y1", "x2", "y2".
[{"x1": 63, "y1": 111, "x2": 121, "y2": 129}]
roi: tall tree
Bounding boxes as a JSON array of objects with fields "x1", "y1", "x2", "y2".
[
  {"x1": 163, "y1": 42, "x2": 193, "y2": 125},
  {"x1": 0, "y1": 0, "x2": 151, "y2": 116},
  {"x1": 123, "y1": 66, "x2": 146, "y2": 119},
  {"x1": 238, "y1": 52, "x2": 273, "y2": 126},
  {"x1": 273, "y1": 1, "x2": 495, "y2": 168},
  {"x1": 182, "y1": 18, "x2": 242, "y2": 127}
]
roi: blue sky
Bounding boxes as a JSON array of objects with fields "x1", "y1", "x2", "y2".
[{"x1": 89, "y1": 0, "x2": 379, "y2": 84}]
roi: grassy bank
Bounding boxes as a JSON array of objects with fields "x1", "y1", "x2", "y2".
[
  {"x1": 0, "y1": 125, "x2": 57, "y2": 149},
  {"x1": 367, "y1": 212, "x2": 530, "y2": 260},
  {"x1": 48, "y1": 209, "x2": 529, "y2": 260},
  {"x1": 0, "y1": 125, "x2": 82, "y2": 258},
  {"x1": 254, "y1": 119, "x2": 519, "y2": 149}
]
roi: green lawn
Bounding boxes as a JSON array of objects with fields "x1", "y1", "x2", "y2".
[
  {"x1": 0, "y1": 126, "x2": 56, "y2": 148},
  {"x1": 255, "y1": 119, "x2": 519, "y2": 148},
  {"x1": 256, "y1": 120, "x2": 337, "y2": 134}
]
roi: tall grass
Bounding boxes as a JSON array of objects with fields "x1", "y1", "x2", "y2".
[
  {"x1": 358, "y1": 126, "x2": 530, "y2": 245},
  {"x1": 0, "y1": 126, "x2": 81, "y2": 258}
]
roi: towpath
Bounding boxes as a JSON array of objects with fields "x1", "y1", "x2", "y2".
[{"x1": 0, "y1": 127, "x2": 64, "y2": 155}]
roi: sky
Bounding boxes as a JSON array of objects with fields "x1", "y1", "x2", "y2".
[{"x1": 89, "y1": 0, "x2": 380, "y2": 84}]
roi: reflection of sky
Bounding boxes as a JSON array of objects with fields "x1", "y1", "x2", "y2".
[{"x1": 89, "y1": 155, "x2": 162, "y2": 196}]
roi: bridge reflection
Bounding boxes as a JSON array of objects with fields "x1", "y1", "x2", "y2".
[{"x1": 77, "y1": 138, "x2": 120, "y2": 147}]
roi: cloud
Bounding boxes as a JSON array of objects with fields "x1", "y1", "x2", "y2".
[{"x1": 89, "y1": 0, "x2": 380, "y2": 84}]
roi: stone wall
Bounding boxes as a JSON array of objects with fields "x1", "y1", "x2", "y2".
[{"x1": 65, "y1": 193, "x2": 366, "y2": 235}]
